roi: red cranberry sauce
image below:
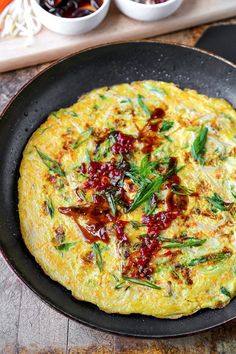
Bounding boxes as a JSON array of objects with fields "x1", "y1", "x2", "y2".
[
  {"x1": 123, "y1": 235, "x2": 161, "y2": 278},
  {"x1": 83, "y1": 160, "x2": 123, "y2": 191},
  {"x1": 111, "y1": 131, "x2": 135, "y2": 155},
  {"x1": 114, "y1": 220, "x2": 128, "y2": 243}
]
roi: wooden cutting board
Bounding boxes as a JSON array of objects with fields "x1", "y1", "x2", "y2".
[{"x1": 0, "y1": 0, "x2": 236, "y2": 73}]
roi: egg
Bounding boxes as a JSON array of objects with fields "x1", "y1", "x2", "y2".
[{"x1": 18, "y1": 81, "x2": 236, "y2": 318}]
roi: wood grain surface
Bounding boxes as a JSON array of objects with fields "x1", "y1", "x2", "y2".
[
  {"x1": 1, "y1": 19, "x2": 236, "y2": 354},
  {"x1": 1, "y1": 0, "x2": 236, "y2": 73}
]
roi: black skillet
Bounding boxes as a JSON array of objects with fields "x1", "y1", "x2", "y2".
[{"x1": 0, "y1": 42, "x2": 236, "y2": 338}]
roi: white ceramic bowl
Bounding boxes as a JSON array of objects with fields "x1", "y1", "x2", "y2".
[
  {"x1": 114, "y1": 0, "x2": 183, "y2": 22},
  {"x1": 31, "y1": 0, "x2": 111, "y2": 35}
]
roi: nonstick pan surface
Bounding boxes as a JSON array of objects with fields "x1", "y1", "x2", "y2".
[{"x1": 0, "y1": 42, "x2": 236, "y2": 338}]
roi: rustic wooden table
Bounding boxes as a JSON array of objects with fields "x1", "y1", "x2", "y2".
[{"x1": 1, "y1": 18, "x2": 236, "y2": 354}]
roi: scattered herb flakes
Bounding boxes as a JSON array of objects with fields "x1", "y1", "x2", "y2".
[
  {"x1": 220, "y1": 286, "x2": 231, "y2": 297},
  {"x1": 115, "y1": 281, "x2": 126, "y2": 289},
  {"x1": 164, "y1": 135, "x2": 173, "y2": 143},
  {"x1": 65, "y1": 111, "x2": 79, "y2": 118},
  {"x1": 127, "y1": 175, "x2": 163, "y2": 212},
  {"x1": 191, "y1": 126, "x2": 208, "y2": 164},
  {"x1": 112, "y1": 274, "x2": 127, "y2": 290},
  {"x1": 94, "y1": 134, "x2": 114, "y2": 161},
  {"x1": 40, "y1": 126, "x2": 51, "y2": 135},
  {"x1": 120, "y1": 98, "x2": 133, "y2": 107},
  {"x1": 129, "y1": 221, "x2": 145, "y2": 228},
  {"x1": 157, "y1": 236, "x2": 180, "y2": 243},
  {"x1": 231, "y1": 186, "x2": 236, "y2": 200},
  {"x1": 143, "y1": 83, "x2": 166, "y2": 98},
  {"x1": 105, "y1": 192, "x2": 117, "y2": 216},
  {"x1": 206, "y1": 193, "x2": 232, "y2": 211},
  {"x1": 46, "y1": 197, "x2": 54, "y2": 218},
  {"x1": 79, "y1": 173, "x2": 90, "y2": 179},
  {"x1": 171, "y1": 268, "x2": 181, "y2": 279},
  {"x1": 144, "y1": 197, "x2": 157, "y2": 216},
  {"x1": 77, "y1": 189, "x2": 87, "y2": 202},
  {"x1": 222, "y1": 113, "x2": 236, "y2": 125},
  {"x1": 56, "y1": 242, "x2": 77, "y2": 251},
  {"x1": 123, "y1": 277, "x2": 161, "y2": 290},
  {"x1": 137, "y1": 94, "x2": 150, "y2": 116},
  {"x1": 128, "y1": 159, "x2": 186, "y2": 212},
  {"x1": 164, "y1": 238, "x2": 206, "y2": 249},
  {"x1": 92, "y1": 242, "x2": 103, "y2": 272},
  {"x1": 160, "y1": 121, "x2": 174, "y2": 133},
  {"x1": 85, "y1": 149, "x2": 91, "y2": 163},
  {"x1": 127, "y1": 155, "x2": 159, "y2": 186},
  {"x1": 185, "y1": 251, "x2": 232, "y2": 267},
  {"x1": 112, "y1": 273, "x2": 120, "y2": 282},
  {"x1": 171, "y1": 184, "x2": 194, "y2": 196},
  {"x1": 51, "y1": 112, "x2": 59, "y2": 119},
  {"x1": 99, "y1": 94, "x2": 107, "y2": 100},
  {"x1": 35, "y1": 147, "x2": 66, "y2": 177},
  {"x1": 71, "y1": 128, "x2": 93, "y2": 149},
  {"x1": 57, "y1": 178, "x2": 64, "y2": 191}
]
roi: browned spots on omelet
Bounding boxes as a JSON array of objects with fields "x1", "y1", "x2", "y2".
[
  {"x1": 200, "y1": 210, "x2": 219, "y2": 219},
  {"x1": 63, "y1": 138, "x2": 76, "y2": 151},
  {"x1": 42, "y1": 201, "x2": 50, "y2": 216},
  {"x1": 47, "y1": 175, "x2": 57, "y2": 185},
  {"x1": 180, "y1": 267, "x2": 193, "y2": 285},
  {"x1": 215, "y1": 300, "x2": 225, "y2": 308},
  {"x1": 222, "y1": 246, "x2": 232, "y2": 254},
  {"x1": 51, "y1": 226, "x2": 65, "y2": 246},
  {"x1": 93, "y1": 128, "x2": 109, "y2": 144},
  {"x1": 197, "y1": 180, "x2": 211, "y2": 194},
  {"x1": 123, "y1": 178, "x2": 137, "y2": 195},
  {"x1": 61, "y1": 129, "x2": 76, "y2": 151},
  {"x1": 178, "y1": 116, "x2": 192, "y2": 128},
  {"x1": 180, "y1": 214, "x2": 190, "y2": 225},
  {"x1": 82, "y1": 250, "x2": 94, "y2": 264},
  {"x1": 211, "y1": 120, "x2": 220, "y2": 131},
  {"x1": 46, "y1": 174, "x2": 68, "y2": 190},
  {"x1": 183, "y1": 152, "x2": 191, "y2": 163},
  {"x1": 114, "y1": 118, "x2": 127, "y2": 129},
  {"x1": 168, "y1": 250, "x2": 182, "y2": 263},
  {"x1": 231, "y1": 146, "x2": 236, "y2": 156},
  {"x1": 56, "y1": 149, "x2": 68, "y2": 162},
  {"x1": 170, "y1": 270, "x2": 182, "y2": 284},
  {"x1": 215, "y1": 170, "x2": 224, "y2": 179}
]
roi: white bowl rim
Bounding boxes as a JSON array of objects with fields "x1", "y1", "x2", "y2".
[
  {"x1": 32, "y1": 0, "x2": 110, "y2": 22},
  {"x1": 118, "y1": 0, "x2": 180, "y2": 9}
]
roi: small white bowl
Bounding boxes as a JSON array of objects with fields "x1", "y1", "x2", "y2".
[
  {"x1": 114, "y1": 0, "x2": 183, "y2": 22},
  {"x1": 31, "y1": 0, "x2": 111, "y2": 36}
]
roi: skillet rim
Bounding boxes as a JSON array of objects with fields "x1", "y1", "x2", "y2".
[
  {"x1": 0, "y1": 40, "x2": 236, "y2": 338},
  {"x1": 0, "y1": 40, "x2": 236, "y2": 121}
]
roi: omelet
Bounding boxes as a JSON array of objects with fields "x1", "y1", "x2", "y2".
[{"x1": 18, "y1": 81, "x2": 236, "y2": 318}]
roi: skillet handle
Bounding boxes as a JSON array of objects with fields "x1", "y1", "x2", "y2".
[{"x1": 196, "y1": 25, "x2": 236, "y2": 64}]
